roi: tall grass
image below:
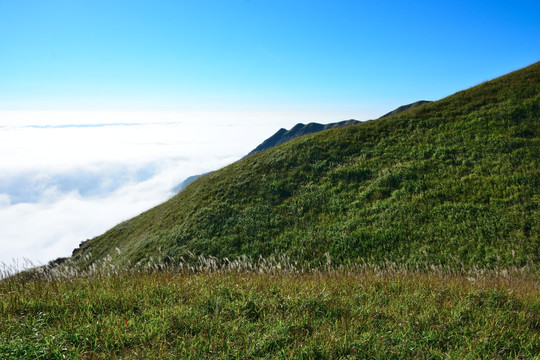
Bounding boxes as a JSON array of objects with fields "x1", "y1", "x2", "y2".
[{"x1": 1, "y1": 256, "x2": 539, "y2": 359}]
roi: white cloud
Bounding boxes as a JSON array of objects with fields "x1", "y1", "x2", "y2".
[
  {"x1": 0, "y1": 194, "x2": 10, "y2": 207},
  {"x1": 0, "y1": 185, "x2": 162, "y2": 265},
  {"x1": 0, "y1": 159, "x2": 227, "y2": 265}
]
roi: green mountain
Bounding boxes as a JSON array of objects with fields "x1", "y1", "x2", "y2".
[{"x1": 70, "y1": 62, "x2": 540, "y2": 269}]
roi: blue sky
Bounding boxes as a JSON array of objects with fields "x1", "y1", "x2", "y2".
[
  {"x1": 0, "y1": 0, "x2": 539, "y2": 265},
  {"x1": 1, "y1": 0, "x2": 538, "y2": 113}
]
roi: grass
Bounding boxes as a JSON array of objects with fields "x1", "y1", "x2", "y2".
[{"x1": 1, "y1": 258, "x2": 539, "y2": 359}]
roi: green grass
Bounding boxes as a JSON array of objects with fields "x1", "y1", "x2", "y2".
[
  {"x1": 1, "y1": 260, "x2": 539, "y2": 359},
  {"x1": 70, "y1": 61, "x2": 540, "y2": 270}
]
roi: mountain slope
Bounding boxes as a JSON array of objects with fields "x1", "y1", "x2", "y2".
[{"x1": 71, "y1": 62, "x2": 540, "y2": 269}]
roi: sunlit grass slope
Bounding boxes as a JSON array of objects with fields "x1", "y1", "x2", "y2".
[{"x1": 72, "y1": 62, "x2": 539, "y2": 269}]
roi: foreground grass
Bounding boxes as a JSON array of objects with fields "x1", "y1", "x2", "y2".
[{"x1": 1, "y1": 262, "x2": 539, "y2": 359}]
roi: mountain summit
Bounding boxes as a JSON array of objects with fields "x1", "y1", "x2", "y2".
[{"x1": 70, "y1": 62, "x2": 540, "y2": 269}]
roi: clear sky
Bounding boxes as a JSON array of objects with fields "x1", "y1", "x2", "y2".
[
  {"x1": 0, "y1": 0, "x2": 539, "y2": 266},
  {"x1": 1, "y1": 0, "x2": 538, "y2": 114}
]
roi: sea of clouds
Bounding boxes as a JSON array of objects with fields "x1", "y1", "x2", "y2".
[{"x1": 0, "y1": 109, "x2": 363, "y2": 265}]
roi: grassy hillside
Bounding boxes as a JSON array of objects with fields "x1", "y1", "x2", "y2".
[{"x1": 71, "y1": 62, "x2": 540, "y2": 269}]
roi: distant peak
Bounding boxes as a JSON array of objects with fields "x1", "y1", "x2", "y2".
[{"x1": 247, "y1": 119, "x2": 360, "y2": 156}]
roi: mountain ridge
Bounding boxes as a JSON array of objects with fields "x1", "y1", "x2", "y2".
[
  {"x1": 246, "y1": 119, "x2": 361, "y2": 156},
  {"x1": 174, "y1": 101, "x2": 433, "y2": 193}
]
